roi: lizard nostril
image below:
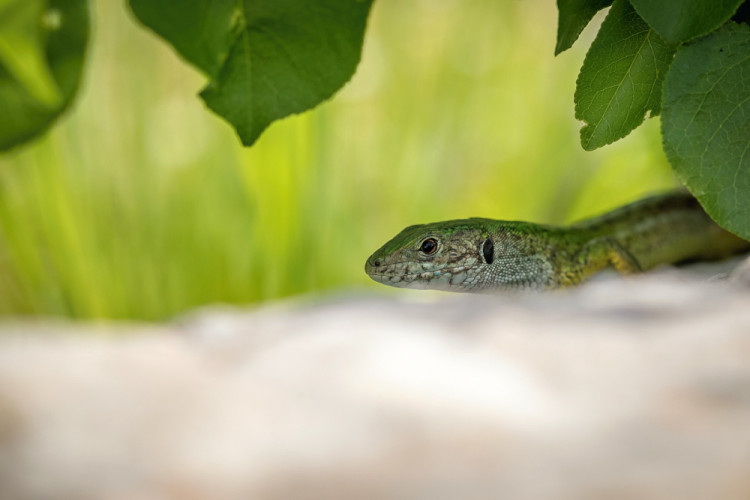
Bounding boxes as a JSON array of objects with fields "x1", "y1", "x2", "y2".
[{"x1": 373, "y1": 259, "x2": 381, "y2": 267}]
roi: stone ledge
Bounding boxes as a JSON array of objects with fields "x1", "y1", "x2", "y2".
[{"x1": 1, "y1": 267, "x2": 750, "y2": 499}]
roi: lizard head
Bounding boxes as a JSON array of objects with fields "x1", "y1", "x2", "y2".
[{"x1": 365, "y1": 219, "x2": 495, "y2": 291}]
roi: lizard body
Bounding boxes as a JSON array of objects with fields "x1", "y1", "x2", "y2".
[{"x1": 365, "y1": 191, "x2": 750, "y2": 292}]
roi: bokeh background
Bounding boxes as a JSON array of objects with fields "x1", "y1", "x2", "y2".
[{"x1": 0, "y1": 0, "x2": 677, "y2": 320}]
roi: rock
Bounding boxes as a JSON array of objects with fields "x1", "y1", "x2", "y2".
[
  {"x1": 730, "y1": 254, "x2": 750, "y2": 287},
  {"x1": 1, "y1": 269, "x2": 750, "y2": 499}
]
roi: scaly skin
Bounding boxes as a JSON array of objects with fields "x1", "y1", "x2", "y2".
[{"x1": 364, "y1": 191, "x2": 750, "y2": 292}]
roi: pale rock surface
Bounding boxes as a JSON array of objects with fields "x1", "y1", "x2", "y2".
[{"x1": 1, "y1": 260, "x2": 750, "y2": 499}]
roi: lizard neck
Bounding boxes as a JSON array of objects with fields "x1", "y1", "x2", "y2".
[{"x1": 478, "y1": 222, "x2": 581, "y2": 290}]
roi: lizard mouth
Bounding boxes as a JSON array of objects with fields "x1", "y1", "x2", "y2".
[{"x1": 367, "y1": 265, "x2": 471, "y2": 284}]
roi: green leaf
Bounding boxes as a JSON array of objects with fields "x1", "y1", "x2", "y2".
[
  {"x1": 0, "y1": 0, "x2": 88, "y2": 152},
  {"x1": 129, "y1": 0, "x2": 374, "y2": 147},
  {"x1": 555, "y1": 0, "x2": 613, "y2": 55},
  {"x1": 662, "y1": 22, "x2": 750, "y2": 239},
  {"x1": 630, "y1": 0, "x2": 744, "y2": 45},
  {"x1": 127, "y1": 0, "x2": 237, "y2": 77},
  {"x1": 574, "y1": 0, "x2": 674, "y2": 151}
]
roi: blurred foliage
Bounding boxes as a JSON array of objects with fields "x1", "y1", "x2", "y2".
[
  {"x1": 0, "y1": 0, "x2": 676, "y2": 320},
  {"x1": 129, "y1": 0, "x2": 374, "y2": 146},
  {"x1": 0, "y1": 0, "x2": 88, "y2": 151}
]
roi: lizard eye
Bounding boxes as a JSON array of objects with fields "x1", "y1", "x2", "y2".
[{"x1": 419, "y1": 238, "x2": 438, "y2": 255}]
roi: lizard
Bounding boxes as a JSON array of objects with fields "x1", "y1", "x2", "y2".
[{"x1": 364, "y1": 190, "x2": 750, "y2": 292}]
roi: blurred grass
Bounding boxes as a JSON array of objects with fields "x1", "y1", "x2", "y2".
[{"x1": 0, "y1": 0, "x2": 677, "y2": 320}]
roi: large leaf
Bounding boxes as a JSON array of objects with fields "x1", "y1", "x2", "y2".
[
  {"x1": 0, "y1": 0, "x2": 88, "y2": 152},
  {"x1": 574, "y1": 0, "x2": 674, "y2": 151},
  {"x1": 662, "y1": 22, "x2": 750, "y2": 240},
  {"x1": 129, "y1": 0, "x2": 374, "y2": 147},
  {"x1": 126, "y1": 0, "x2": 236, "y2": 77},
  {"x1": 630, "y1": 0, "x2": 744, "y2": 45},
  {"x1": 555, "y1": 0, "x2": 613, "y2": 55}
]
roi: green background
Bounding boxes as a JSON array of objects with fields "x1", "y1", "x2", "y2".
[{"x1": 0, "y1": 0, "x2": 677, "y2": 319}]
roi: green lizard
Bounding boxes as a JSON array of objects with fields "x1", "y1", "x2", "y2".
[{"x1": 365, "y1": 191, "x2": 750, "y2": 292}]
